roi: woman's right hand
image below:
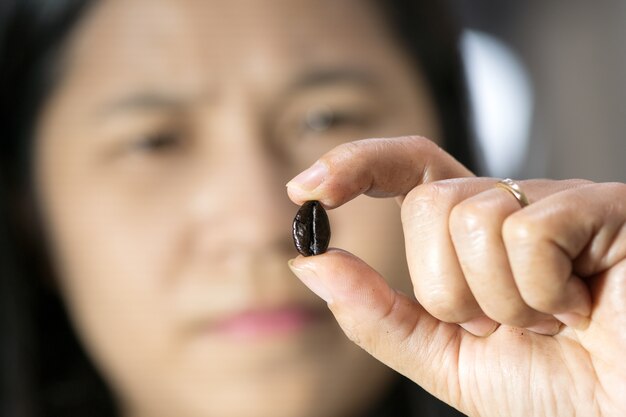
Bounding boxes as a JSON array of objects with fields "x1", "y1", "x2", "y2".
[{"x1": 287, "y1": 136, "x2": 626, "y2": 417}]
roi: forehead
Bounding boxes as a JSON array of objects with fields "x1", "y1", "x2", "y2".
[{"x1": 61, "y1": 0, "x2": 405, "y2": 98}]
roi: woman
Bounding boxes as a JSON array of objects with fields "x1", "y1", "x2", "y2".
[
  {"x1": 0, "y1": 1, "x2": 470, "y2": 416},
  {"x1": 2, "y1": 1, "x2": 625, "y2": 417}
]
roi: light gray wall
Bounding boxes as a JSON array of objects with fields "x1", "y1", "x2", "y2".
[{"x1": 452, "y1": 0, "x2": 626, "y2": 182}]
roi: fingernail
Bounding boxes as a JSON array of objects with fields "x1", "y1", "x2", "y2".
[
  {"x1": 288, "y1": 259, "x2": 333, "y2": 303},
  {"x1": 286, "y1": 161, "x2": 328, "y2": 192},
  {"x1": 527, "y1": 320, "x2": 562, "y2": 336},
  {"x1": 459, "y1": 316, "x2": 499, "y2": 337},
  {"x1": 554, "y1": 312, "x2": 590, "y2": 331}
]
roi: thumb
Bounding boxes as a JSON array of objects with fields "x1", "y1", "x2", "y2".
[{"x1": 288, "y1": 248, "x2": 464, "y2": 407}]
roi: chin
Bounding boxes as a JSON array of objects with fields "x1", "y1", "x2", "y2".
[
  {"x1": 111, "y1": 311, "x2": 387, "y2": 417},
  {"x1": 167, "y1": 337, "x2": 390, "y2": 417},
  {"x1": 159, "y1": 358, "x2": 337, "y2": 417}
]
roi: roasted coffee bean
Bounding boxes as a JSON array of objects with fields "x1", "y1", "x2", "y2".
[{"x1": 292, "y1": 200, "x2": 330, "y2": 257}]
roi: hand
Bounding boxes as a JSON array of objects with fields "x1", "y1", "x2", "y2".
[{"x1": 286, "y1": 136, "x2": 626, "y2": 417}]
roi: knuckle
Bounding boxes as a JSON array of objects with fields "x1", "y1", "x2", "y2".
[
  {"x1": 554, "y1": 178, "x2": 595, "y2": 189},
  {"x1": 336, "y1": 293, "x2": 422, "y2": 361},
  {"x1": 524, "y1": 178, "x2": 593, "y2": 192},
  {"x1": 416, "y1": 287, "x2": 473, "y2": 323},
  {"x1": 608, "y1": 259, "x2": 626, "y2": 289},
  {"x1": 449, "y1": 199, "x2": 489, "y2": 235},
  {"x1": 479, "y1": 300, "x2": 534, "y2": 326},
  {"x1": 565, "y1": 178, "x2": 594, "y2": 187},
  {"x1": 401, "y1": 182, "x2": 455, "y2": 223},
  {"x1": 519, "y1": 287, "x2": 564, "y2": 313},
  {"x1": 404, "y1": 135, "x2": 437, "y2": 151},
  {"x1": 341, "y1": 321, "x2": 367, "y2": 346},
  {"x1": 514, "y1": 272, "x2": 569, "y2": 314},
  {"x1": 502, "y1": 212, "x2": 540, "y2": 245},
  {"x1": 601, "y1": 182, "x2": 626, "y2": 198},
  {"x1": 330, "y1": 140, "x2": 366, "y2": 164},
  {"x1": 331, "y1": 308, "x2": 370, "y2": 347}
]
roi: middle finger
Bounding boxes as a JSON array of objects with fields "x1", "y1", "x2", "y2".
[{"x1": 449, "y1": 179, "x2": 589, "y2": 333}]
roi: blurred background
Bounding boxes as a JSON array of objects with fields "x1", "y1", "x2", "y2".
[{"x1": 450, "y1": 0, "x2": 626, "y2": 182}]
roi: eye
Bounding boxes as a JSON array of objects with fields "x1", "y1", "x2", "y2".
[
  {"x1": 130, "y1": 129, "x2": 183, "y2": 153},
  {"x1": 305, "y1": 105, "x2": 335, "y2": 132},
  {"x1": 303, "y1": 105, "x2": 370, "y2": 135}
]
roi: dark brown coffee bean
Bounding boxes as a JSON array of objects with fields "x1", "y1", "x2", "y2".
[{"x1": 292, "y1": 200, "x2": 330, "y2": 257}]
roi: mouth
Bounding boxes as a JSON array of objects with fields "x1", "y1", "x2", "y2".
[{"x1": 208, "y1": 305, "x2": 327, "y2": 341}]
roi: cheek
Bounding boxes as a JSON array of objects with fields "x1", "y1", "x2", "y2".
[
  {"x1": 330, "y1": 195, "x2": 411, "y2": 292},
  {"x1": 37, "y1": 155, "x2": 185, "y2": 394}
]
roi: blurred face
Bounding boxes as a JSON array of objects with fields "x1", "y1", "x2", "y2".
[{"x1": 35, "y1": 0, "x2": 440, "y2": 416}]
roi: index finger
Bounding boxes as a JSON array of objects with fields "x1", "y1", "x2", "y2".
[{"x1": 286, "y1": 136, "x2": 474, "y2": 208}]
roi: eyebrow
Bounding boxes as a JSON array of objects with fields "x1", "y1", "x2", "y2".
[
  {"x1": 95, "y1": 91, "x2": 212, "y2": 119},
  {"x1": 285, "y1": 68, "x2": 381, "y2": 94}
]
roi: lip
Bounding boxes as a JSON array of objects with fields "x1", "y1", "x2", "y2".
[{"x1": 209, "y1": 306, "x2": 323, "y2": 341}]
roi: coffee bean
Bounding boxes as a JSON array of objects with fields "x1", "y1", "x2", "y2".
[{"x1": 292, "y1": 200, "x2": 330, "y2": 257}]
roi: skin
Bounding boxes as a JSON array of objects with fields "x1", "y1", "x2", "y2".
[
  {"x1": 288, "y1": 136, "x2": 626, "y2": 417},
  {"x1": 34, "y1": 0, "x2": 440, "y2": 416}
]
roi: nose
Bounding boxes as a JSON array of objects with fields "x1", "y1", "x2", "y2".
[
  {"x1": 216, "y1": 148, "x2": 292, "y2": 250},
  {"x1": 186, "y1": 108, "x2": 295, "y2": 259}
]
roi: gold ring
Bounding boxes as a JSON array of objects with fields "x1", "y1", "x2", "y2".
[{"x1": 495, "y1": 178, "x2": 529, "y2": 207}]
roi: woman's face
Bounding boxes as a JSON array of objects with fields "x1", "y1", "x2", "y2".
[{"x1": 35, "y1": 0, "x2": 439, "y2": 416}]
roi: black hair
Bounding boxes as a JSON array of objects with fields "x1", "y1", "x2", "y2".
[
  {"x1": 0, "y1": 1, "x2": 473, "y2": 416},
  {"x1": 1, "y1": 2, "x2": 115, "y2": 416},
  {"x1": 376, "y1": 0, "x2": 475, "y2": 171}
]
